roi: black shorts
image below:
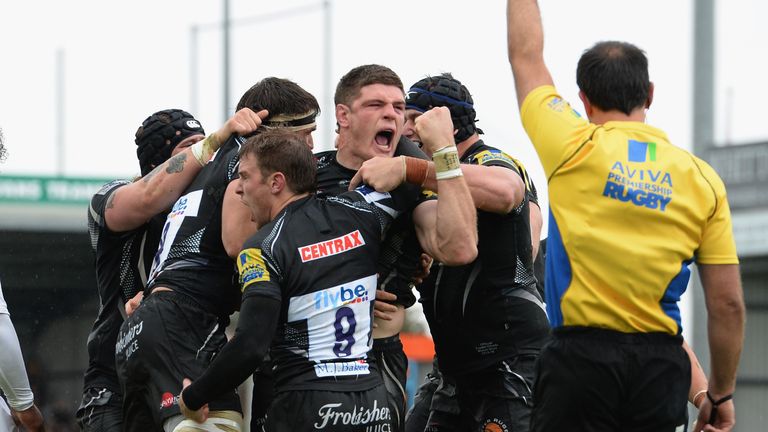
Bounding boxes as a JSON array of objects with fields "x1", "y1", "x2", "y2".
[
  {"x1": 76, "y1": 387, "x2": 123, "y2": 432},
  {"x1": 531, "y1": 327, "x2": 690, "y2": 432},
  {"x1": 265, "y1": 386, "x2": 392, "y2": 431},
  {"x1": 405, "y1": 358, "x2": 461, "y2": 432},
  {"x1": 373, "y1": 334, "x2": 408, "y2": 431},
  {"x1": 115, "y1": 291, "x2": 241, "y2": 431},
  {"x1": 406, "y1": 355, "x2": 535, "y2": 432}
]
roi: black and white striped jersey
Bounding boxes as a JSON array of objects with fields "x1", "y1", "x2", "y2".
[
  {"x1": 237, "y1": 184, "x2": 417, "y2": 392},
  {"x1": 314, "y1": 137, "x2": 430, "y2": 309},
  {"x1": 147, "y1": 136, "x2": 245, "y2": 319},
  {"x1": 84, "y1": 180, "x2": 163, "y2": 392}
]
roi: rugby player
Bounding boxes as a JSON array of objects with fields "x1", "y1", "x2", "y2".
[{"x1": 180, "y1": 106, "x2": 476, "y2": 431}]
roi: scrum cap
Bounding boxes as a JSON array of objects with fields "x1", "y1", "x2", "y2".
[
  {"x1": 405, "y1": 74, "x2": 482, "y2": 144},
  {"x1": 135, "y1": 109, "x2": 205, "y2": 175}
]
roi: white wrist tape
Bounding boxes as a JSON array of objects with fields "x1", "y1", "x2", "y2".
[{"x1": 432, "y1": 146, "x2": 462, "y2": 180}]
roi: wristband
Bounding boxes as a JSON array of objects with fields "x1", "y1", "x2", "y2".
[
  {"x1": 692, "y1": 389, "x2": 707, "y2": 408},
  {"x1": 191, "y1": 134, "x2": 221, "y2": 166},
  {"x1": 404, "y1": 156, "x2": 429, "y2": 186},
  {"x1": 706, "y1": 391, "x2": 733, "y2": 425},
  {"x1": 432, "y1": 146, "x2": 462, "y2": 180}
]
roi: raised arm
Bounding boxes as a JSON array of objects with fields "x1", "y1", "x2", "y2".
[
  {"x1": 105, "y1": 108, "x2": 267, "y2": 233},
  {"x1": 506, "y1": 0, "x2": 554, "y2": 108},
  {"x1": 411, "y1": 107, "x2": 477, "y2": 265},
  {"x1": 693, "y1": 263, "x2": 745, "y2": 431}
]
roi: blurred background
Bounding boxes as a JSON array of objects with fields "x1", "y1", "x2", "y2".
[{"x1": 0, "y1": 0, "x2": 766, "y2": 430}]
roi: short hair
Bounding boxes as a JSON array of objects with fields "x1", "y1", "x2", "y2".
[
  {"x1": 576, "y1": 41, "x2": 650, "y2": 115},
  {"x1": 239, "y1": 130, "x2": 316, "y2": 194},
  {"x1": 334, "y1": 64, "x2": 404, "y2": 107},
  {"x1": 236, "y1": 77, "x2": 320, "y2": 123}
]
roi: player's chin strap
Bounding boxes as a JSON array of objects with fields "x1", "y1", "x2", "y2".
[{"x1": 171, "y1": 410, "x2": 243, "y2": 432}]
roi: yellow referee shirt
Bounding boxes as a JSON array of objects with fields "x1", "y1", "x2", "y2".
[{"x1": 521, "y1": 85, "x2": 738, "y2": 335}]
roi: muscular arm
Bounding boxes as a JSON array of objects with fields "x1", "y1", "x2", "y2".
[
  {"x1": 350, "y1": 109, "x2": 477, "y2": 265},
  {"x1": 181, "y1": 294, "x2": 280, "y2": 411},
  {"x1": 353, "y1": 157, "x2": 524, "y2": 215},
  {"x1": 413, "y1": 195, "x2": 476, "y2": 266},
  {"x1": 412, "y1": 108, "x2": 477, "y2": 266},
  {"x1": 104, "y1": 149, "x2": 208, "y2": 232},
  {"x1": 106, "y1": 108, "x2": 267, "y2": 233},
  {"x1": 221, "y1": 182, "x2": 259, "y2": 258},
  {"x1": 422, "y1": 163, "x2": 525, "y2": 214},
  {"x1": 507, "y1": 0, "x2": 554, "y2": 108}
]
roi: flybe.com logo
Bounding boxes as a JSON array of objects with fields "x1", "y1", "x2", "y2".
[
  {"x1": 314, "y1": 284, "x2": 369, "y2": 310},
  {"x1": 628, "y1": 140, "x2": 657, "y2": 162}
]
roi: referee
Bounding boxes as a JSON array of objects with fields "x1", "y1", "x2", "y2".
[{"x1": 507, "y1": 1, "x2": 746, "y2": 431}]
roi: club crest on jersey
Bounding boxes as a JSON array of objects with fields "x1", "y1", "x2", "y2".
[
  {"x1": 547, "y1": 96, "x2": 582, "y2": 118},
  {"x1": 299, "y1": 230, "x2": 365, "y2": 263},
  {"x1": 473, "y1": 149, "x2": 515, "y2": 167},
  {"x1": 238, "y1": 248, "x2": 270, "y2": 289}
]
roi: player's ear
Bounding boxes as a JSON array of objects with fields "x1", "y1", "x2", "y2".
[
  {"x1": 578, "y1": 90, "x2": 594, "y2": 118},
  {"x1": 336, "y1": 104, "x2": 351, "y2": 128},
  {"x1": 271, "y1": 172, "x2": 286, "y2": 194},
  {"x1": 645, "y1": 82, "x2": 654, "y2": 109}
]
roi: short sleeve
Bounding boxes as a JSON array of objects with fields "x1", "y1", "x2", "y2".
[
  {"x1": 527, "y1": 176, "x2": 539, "y2": 206},
  {"x1": 696, "y1": 169, "x2": 739, "y2": 265},
  {"x1": 466, "y1": 148, "x2": 522, "y2": 174},
  {"x1": 520, "y1": 85, "x2": 594, "y2": 178},
  {"x1": 88, "y1": 180, "x2": 130, "y2": 231},
  {"x1": 237, "y1": 247, "x2": 282, "y2": 301}
]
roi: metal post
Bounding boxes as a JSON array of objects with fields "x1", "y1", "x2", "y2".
[
  {"x1": 223, "y1": 0, "x2": 232, "y2": 122},
  {"x1": 693, "y1": 0, "x2": 715, "y2": 155},
  {"x1": 56, "y1": 49, "x2": 65, "y2": 176},
  {"x1": 190, "y1": 25, "x2": 199, "y2": 116},
  {"x1": 323, "y1": 0, "x2": 334, "y2": 150},
  {"x1": 190, "y1": 2, "x2": 326, "y2": 125},
  {"x1": 691, "y1": 0, "x2": 715, "y2": 382}
]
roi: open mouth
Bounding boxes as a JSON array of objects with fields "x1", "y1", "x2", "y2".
[{"x1": 374, "y1": 129, "x2": 394, "y2": 151}]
